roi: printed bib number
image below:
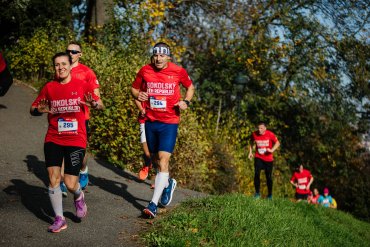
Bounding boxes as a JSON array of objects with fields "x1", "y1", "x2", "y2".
[
  {"x1": 257, "y1": 148, "x2": 267, "y2": 154},
  {"x1": 298, "y1": 184, "x2": 306, "y2": 190},
  {"x1": 150, "y1": 96, "x2": 167, "y2": 111},
  {"x1": 58, "y1": 118, "x2": 78, "y2": 134}
]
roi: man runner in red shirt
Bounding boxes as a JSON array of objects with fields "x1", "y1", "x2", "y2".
[
  {"x1": 132, "y1": 42, "x2": 195, "y2": 217},
  {"x1": 59, "y1": 41, "x2": 103, "y2": 195},
  {"x1": 248, "y1": 122, "x2": 280, "y2": 199},
  {"x1": 290, "y1": 164, "x2": 314, "y2": 202},
  {"x1": 30, "y1": 52, "x2": 103, "y2": 233}
]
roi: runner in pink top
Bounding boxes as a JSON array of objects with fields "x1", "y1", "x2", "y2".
[{"x1": 248, "y1": 122, "x2": 280, "y2": 199}]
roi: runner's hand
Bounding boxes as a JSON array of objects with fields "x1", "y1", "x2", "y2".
[
  {"x1": 248, "y1": 152, "x2": 254, "y2": 160},
  {"x1": 37, "y1": 99, "x2": 52, "y2": 114},
  {"x1": 82, "y1": 92, "x2": 98, "y2": 108},
  {"x1": 175, "y1": 100, "x2": 188, "y2": 110},
  {"x1": 137, "y1": 91, "x2": 148, "y2": 102}
]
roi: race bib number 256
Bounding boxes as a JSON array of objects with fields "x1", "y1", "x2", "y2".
[{"x1": 150, "y1": 96, "x2": 167, "y2": 111}]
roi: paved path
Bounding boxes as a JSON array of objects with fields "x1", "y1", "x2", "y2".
[{"x1": 0, "y1": 82, "x2": 206, "y2": 247}]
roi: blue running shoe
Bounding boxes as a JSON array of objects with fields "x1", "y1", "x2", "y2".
[
  {"x1": 267, "y1": 195, "x2": 273, "y2": 200},
  {"x1": 143, "y1": 202, "x2": 157, "y2": 218},
  {"x1": 60, "y1": 182, "x2": 67, "y2": 197},
  {"x1": 79, "y1": 167, "x2": 89, "y2": 190},
  {"x1": 160, "y1": 178, "x2": 177, "y2": 206},
  {"x1": 254, "y1": 193, "x2": 260, "y2": 199}
]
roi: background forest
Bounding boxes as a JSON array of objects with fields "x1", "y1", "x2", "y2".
[{"x1": 1, "y1": 0, "x2": 369, "y2": 221}]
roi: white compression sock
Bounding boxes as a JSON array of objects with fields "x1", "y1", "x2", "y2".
[
  {"x1": 151, "y1": 172, "x2": 169, "y2": 205},
  {"x1": 73, "y1": 183, "x2": 82, "y2": 199},
  {"x1": 49, "y1": 185, "x2": 63, "y2": 217},
  {"x1": 80, "y1": 166, "x2": 88, "y2": 174}
]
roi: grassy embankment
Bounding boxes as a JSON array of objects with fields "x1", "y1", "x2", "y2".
[{"x1": 143, "y1": 194, "x2": 370, "y2": 246}]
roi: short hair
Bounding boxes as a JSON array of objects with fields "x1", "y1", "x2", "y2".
[
  {"x1": 52, "y1": 52, "x2": 72, "y2": 66},
  {"x1": 68, "y1": 41, "x2": 82, "y2": 51},
  {"x1": 257, "y1": 121, "x2": 266, "y2": 127}
]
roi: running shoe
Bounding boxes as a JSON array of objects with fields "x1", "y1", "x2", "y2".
[
  {"x1": 267, "y1": 195, "x2": 273, "y2": 200},
  {"x1": 138, "y1": 165, "x2": 151, "y2": 181},
  {"x1": 60, "y1": 181, "x2": 67, "y2": 197},
  {"x1": 48, "y1": 216, "x2": 67, "y2": 233},
  {"x1": 160, "y1": 178, "x2": 177, "y2": 206},
  {"x1": 79, "y1": 168, "x2": 89, "y2": 190},
  {"x1": 143, "y1": 201, "x2": 157, "y2": 218},
  {"x1": 74, "y1": 191, "x2": 87, "y2": 218},
  {"x1": 254, "y1": 193, "x2": 261, "y2": 199}
]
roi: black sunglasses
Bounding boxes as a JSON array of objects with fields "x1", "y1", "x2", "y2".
[{"x1": 66, "y1": 49, "x2": 81, "y2": 55}]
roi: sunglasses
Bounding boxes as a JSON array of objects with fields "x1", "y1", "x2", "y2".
[{"x1": 66, "y1": 49, "x2": 81, "y2": 55}]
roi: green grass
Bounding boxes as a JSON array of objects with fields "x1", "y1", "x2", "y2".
[{"x1": 142, "y1": 194, "x2": 370, "y2": 247}]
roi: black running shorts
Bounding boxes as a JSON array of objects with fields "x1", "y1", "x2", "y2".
[{"x1": 44, "y1": 142, "x2": 85, "y2": 176}]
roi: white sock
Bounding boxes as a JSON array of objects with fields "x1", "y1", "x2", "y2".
[
  {"x1": 80, "y1": 166, "x2": 88, "y2": 174},
  {"x1": 151, "y1": 172, "x2": 169, "y2": 205},
  {"x1": 73, "y1": 183, "x2": 82, "y2": 200},
  {"x1": 49, "y1": 186, "x2": 63, "y2": 217}
]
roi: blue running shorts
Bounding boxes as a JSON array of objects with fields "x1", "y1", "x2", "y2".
[{"x1": 145, "y1": 121, "x2": 179, "y2": 153}]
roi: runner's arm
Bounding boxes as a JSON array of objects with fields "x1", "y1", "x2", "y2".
[
  {"x1": 177, "y1": 84, "x2": 195, "y2": 110},
  {"x1": 131, "y1": 87, "x2": 148, "y2": 102}
]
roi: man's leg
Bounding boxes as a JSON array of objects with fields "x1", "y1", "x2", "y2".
[
  {"x1": 143, "y1": 122, "x2": 178, "y2": 217},
  {"x1": 265, "y1": 161, "x2": 273, "y2": 198},
  {"x1": 79, "y1": 120, "x2": 90, "y2": 190},
  {"x1": 254, "y1": 158, "x2": 263, "y2": 197},
  {"x1": 150, "y1": 151, "x2": 171, "y2": 204}
]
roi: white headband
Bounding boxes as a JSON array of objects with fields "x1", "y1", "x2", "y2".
[{"x1": 153, "y1": 45, "x2": 170, "y2": 56}]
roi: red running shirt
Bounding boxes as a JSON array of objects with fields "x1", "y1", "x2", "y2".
[
  {"x1": 71, "y1": 63, "x2": 100, "y2": 120},
  {"x1": 0, "y1": 53, "x2": 6, "y2": 72},
  {"x1": 251, "y1": 130, "x2": 279, "y2": 162},
  {"x1": 31, "y1": 78, "x2": 99, "y2": 148},
  {"x1": 132, "y1": 62, "x2": 193, "y2": 124},
  {"x1": 290, "y1": 169, "x2": 312, "y2": 195}
]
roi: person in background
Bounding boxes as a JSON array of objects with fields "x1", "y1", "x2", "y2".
[
  {"x1": 135, "y1": 98, "x2": 155, "y2": 186},
  {"x1": 248, "y1": 122, "x2": 280, "y2": 199},
  {"x1": 318, "y1": 187, "x2": 333, "y2": 208},
  {"x1": 290, "y1": 164, "x2": 314, "y2": 202},
  {"x1": 330, "y1": 197, "x2": 337, "y2": 209},
  {"x1": 308, "y1": 188, "x2": 320, "y2": 204},
  {"x1": 60, "y1": 41, "x2": 104, "y2": 196},
  {"x1": 0, "y1": 52, "x2": 13, "y2": 96}
]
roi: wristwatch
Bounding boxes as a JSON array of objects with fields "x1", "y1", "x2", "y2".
[{"x1": 184, "y1": 100, "x2": 190, "y2": 106}]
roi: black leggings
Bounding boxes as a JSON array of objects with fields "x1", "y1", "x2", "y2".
[{"x1": 254, "y1": 158, "x2": 273, "y2": 196}]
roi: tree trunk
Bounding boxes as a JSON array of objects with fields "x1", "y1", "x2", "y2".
[{"x1": 85, "y1": 0, "x2": 113, "y2": 40}]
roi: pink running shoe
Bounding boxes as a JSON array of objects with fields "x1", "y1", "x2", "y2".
[
  {"x1": 48, "y1": 216, "x2": 67, "y2": 233},
  {"x1": 74, "y1": 191, "x2": 87, "y2": 218}
]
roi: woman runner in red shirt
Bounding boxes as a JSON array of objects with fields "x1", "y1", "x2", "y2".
[{"x1": 30, "y1": 52, "x2": 102, "y2": 233}]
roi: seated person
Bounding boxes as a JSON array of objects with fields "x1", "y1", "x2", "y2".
[{"x1": 318, "y1": 188, "x2": 333, "y2": 208}]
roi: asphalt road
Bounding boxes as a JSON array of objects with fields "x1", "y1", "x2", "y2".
[{"x1": 0, "y1": 82, "x2": 206, "y2": 247}]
